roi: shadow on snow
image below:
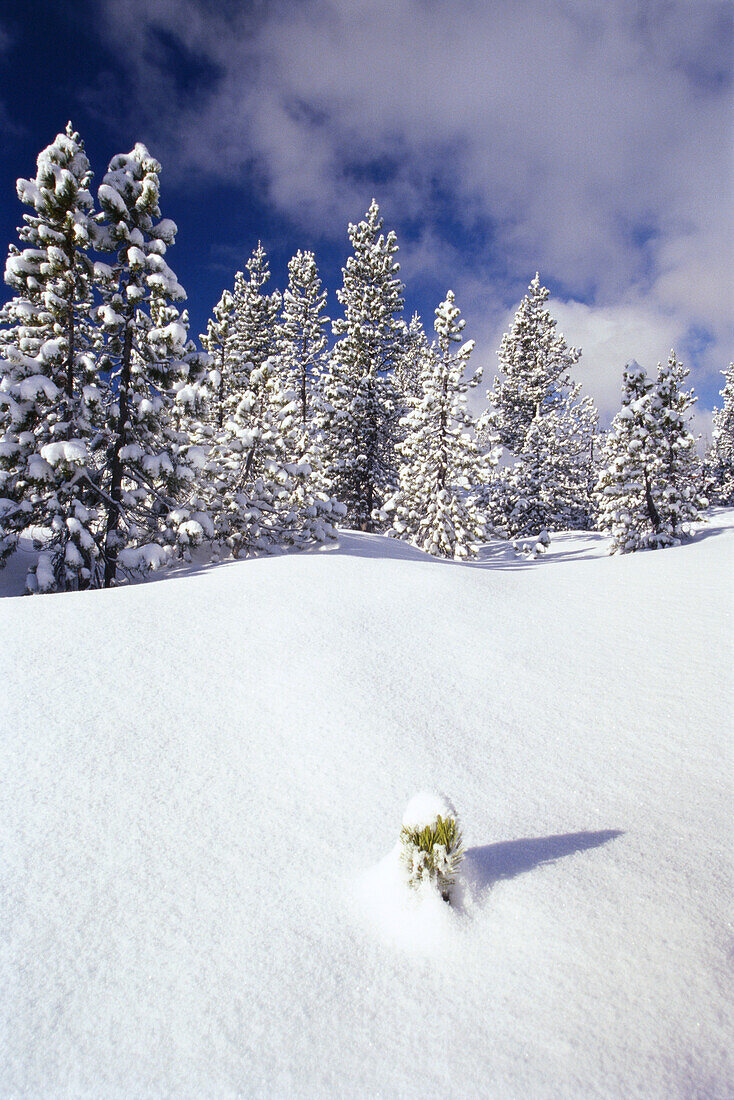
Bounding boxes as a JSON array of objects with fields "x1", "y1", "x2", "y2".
[{"x1": 463, "y1": 829, "x2": 624, "y2": 894}]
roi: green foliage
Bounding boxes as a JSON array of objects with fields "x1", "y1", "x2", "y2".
[{"x1": 400, "y1": 814, "x2": 464, "y2": 902}]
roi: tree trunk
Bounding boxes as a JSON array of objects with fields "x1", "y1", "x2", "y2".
[
  {"x1": 65, "y1": 295, "x2": 75, "y2": 400},
  {"x1": 643, "y1": 468, "x2": 661, "y2": 530},
  {"x1": 217, "y1": 344, "x2": 225, "y2": 429},
  {"x1": 301, "y1": 330, "x2": 308, "y2": 425},
  {"x1": 103, "y1": 322, "x2": 133, "y2": 588}
]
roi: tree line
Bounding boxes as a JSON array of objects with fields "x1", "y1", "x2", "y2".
[{"x1": 0, "y1": 124, "x2": 731, "y2": 593}]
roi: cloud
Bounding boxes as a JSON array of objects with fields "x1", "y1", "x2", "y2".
[{"x1": 91, "y1": 0, "x2": 732, "y2": 405}]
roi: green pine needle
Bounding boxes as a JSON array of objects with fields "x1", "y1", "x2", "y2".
[{"x1": 400, "y1": 814, "x2": 464, "y2": 901}]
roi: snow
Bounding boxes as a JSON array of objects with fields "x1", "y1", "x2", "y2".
[
  {"x1": 97, "y1": 183, "x2": 128, "y2": 217},
  {"x1": 18, "y1": 374, "x2": 58, "y2": 402},
  {"x1": 40, "y1": 439, "x2": 88, "y2": 466},
  {"x1": 1, "y1": 512, "x2": 732, "y2": 1097},
  {"x1": 402, "y1": 790, "x2": 458, "y2": 830}
]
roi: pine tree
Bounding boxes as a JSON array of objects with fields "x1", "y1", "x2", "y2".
[
  {"x1": 0, "y1": 123, "x2": 105, "y2": 591},
  {"x1": 385, "y1": 291, "x2": 491, "y2": 559},
  {"x1": 200, "y1": 288, "x2": 235, "y2": 429},
  {"x1": 493, "y1": 395, "x2": 598, "y2": 538},
  {"x1": 594, "y1": 356, "x2": 703, "y2": 553},
  {"x1": 95, "y1": 143, "x2": 207, "y2": 586},
  {"x1": 654, "y1": 351, "x2": 705, "y2": 537},
  {"x1": 394, "y1": 312, "x2": 429, "y2": 407},
  {"x1": 488, "y1": 274, "x2": 581, "y2": 452},
  {"x1": 318, "y1": 199, "x2": 405, "y2": 530},
  {"x1": 198, "y1": 354, "x2": 342, "y2": 556},
  {"x1": 706, "y1": 363, "x2": 734, "y2": 504},
  {"x1": 484, "y1": 274, "x2": 598, "y2": 535},
  {"x1": 278, "y1": 249, "x2": 329, "y2": 428},
  {"x1": 230, "y1": 243, "x2": 281, "y2": 388},
  {"x1": 594, "y1": 365, "x2": 662, "y2": 552}
]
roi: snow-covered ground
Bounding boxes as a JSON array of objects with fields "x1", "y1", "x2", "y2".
[{"x1": 1, "y1": 513, "x2": 733, "y2": 1098}]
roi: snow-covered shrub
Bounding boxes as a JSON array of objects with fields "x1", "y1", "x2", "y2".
[
  {"x1": 513, "y1": 529, "x2": 550, "y2": 558},
  {"x1": 400, "y1": 792, "x2": 464, "y2": 903}
]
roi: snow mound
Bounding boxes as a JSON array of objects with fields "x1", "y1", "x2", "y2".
[
  {"x1": 402, "y1": 790, "x2": 458, "y2": 829},
  {"x1": 352, "y1": 843, "x2": 461, "y2": 955},
  {"x1": 1, "y1": 512, "x2": 732, "y2": 1097}
]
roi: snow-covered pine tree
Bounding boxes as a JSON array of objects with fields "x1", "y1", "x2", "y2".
[
  {"x1": 199, "y1": 353, "x2": 342, "y2": 556},
  {"x1": 488, "y1": 274, "x2": 581, "y2": 452},
  {"x1": 95, "y1": 143, "x2": 208, "y2": 586},
  {"x1": 278, "y1": 249, "x2": 329, "y2": 429},
  {"x1": 230, "y1": 242, "x2": 281, "y2": 384},
  {"x1": 594, "y1": 355, "x2": 703, "y2": 553},
  {"x1": 385, "y1": 291, "x2": 491, "y2": 559},
  {"x1": 0, "y1": 123, "x2": 106, "y2": 591},
  {"x1": 318, "y1": 199, "x2": 405, "y2": 530},
  {"x1": 706, "y1": 363, "x2": 734, "y2": 504},
  {"x1": 394, "y1": 312, "x2": 429, "y2": 407},
  {"x1": 594, "y1": 365, "x2": 663, "y2": 552},
  {"x1": 200, "y1": 288, "x2": 235, "y2": 429},
  {"x1": 483, "y1": 274, "x2": 598, "y2": 535},
  {"x1": 494, "y1": 393, "x2": 599, "y2": 537},
  {"x1": 654, "y1": 350, "x2": 706, "y2": 537}
]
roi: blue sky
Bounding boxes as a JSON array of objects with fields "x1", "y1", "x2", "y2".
[{"x1": 0, "y1": 0, "x2": 731, "y2": 434}]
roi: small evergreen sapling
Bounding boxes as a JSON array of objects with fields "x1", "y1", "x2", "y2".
[{"x1": 400, "y1": 792, "x2": 464, "y2": 903}]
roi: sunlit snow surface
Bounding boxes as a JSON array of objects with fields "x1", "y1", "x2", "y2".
[{"x1": 1, "y1": 513, "x2": 733, "y2": 1097}]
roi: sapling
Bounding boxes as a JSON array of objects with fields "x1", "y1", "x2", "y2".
[{"x1": 400, "y1": 792, "x2": 464, "y2": 903}]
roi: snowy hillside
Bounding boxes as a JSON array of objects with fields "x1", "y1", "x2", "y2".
[{"x1": 1, "y1": 514, "x2": 733, "y2": 1098}]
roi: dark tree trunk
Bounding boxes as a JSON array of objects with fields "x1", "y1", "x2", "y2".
[
  {"x1": 643, "y1": 468, "x2": 661, "y2": 531},
  {"x1": 300, "y1": 330, "x2": 308, "y2": 425},
  {"x1": 103, "y1": 322, "x2": 133, "y2": 588},
  {"x1": 217, "y1": 343, "x2": 225, "y2": 429},
  {"x1": 65, "y1": 298, "x2": 75, "y2": 401}
]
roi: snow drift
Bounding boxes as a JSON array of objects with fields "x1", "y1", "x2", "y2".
[{"x1": 1, "y1": 514, "x2": 732, "y2": 1097}]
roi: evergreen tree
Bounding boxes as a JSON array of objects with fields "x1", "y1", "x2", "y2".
[
  {"x1": 230, "y1": 243, "x2": 281, "y2": 385},
  {"x1": 385, "y1": 291, "x2": 490, "y2": 559},
  {"x1": 200, "y1": 288, "x2": 235, "y2": 429},
  {"x1": 654, "y1": 351, "x2": 705, "y2": 537},
  {"x1": 95, "y1": 143, "x2": 207, "y2": 586},
  {"x1": 0, "y1": 123, "x2": 105, "y2": 591},
  {"x1": 487, "y1": 273, "x2": 581, "y2": 453},
  {"x1": 198, "y1": 354, "x2": 343, "y2": 556},
  {"x1": 278, "y1": 249, "x2": 329, "y2": 428},
  {"x1": 483, "y1": 274, "x2": 598, "y2": 534},
  {"x1": 594, "y1": 356, "x2": 704, "y2": 553},
  {"x1": 594, "y1": 365, "x2": 662, "y2": 552},
  {"x1": 492, "y1": 395, "x2": 598, "y2": 537},
  {"x1": 318, "y1": 199, "x2": 405, "y2": 530},
  {"x1": 706, "y1": 363, "x2": 734, "y2": 504},
  {"x1": 394, "y1": 312, "x2": 429, "y2": 407}
]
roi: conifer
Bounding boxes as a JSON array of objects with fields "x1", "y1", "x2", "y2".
[
  {"x1": 0, "y1": 123, "x2": 104, "y2": 590},
  {"x1": 386, "y1": 291, "x2": 491, "y2": 558},
  {"x1": 706, "y1": 363, "x2": 734, "y2": 504},
  {"x1": 279, "y1": 249, "x2": 329, "y2": 429},
  {"x1": 95, "y1": 143, "x2": 207, "y2": 586},
  {"x1": 318, "y1": 200, "x2": 404, "y2": 530}
]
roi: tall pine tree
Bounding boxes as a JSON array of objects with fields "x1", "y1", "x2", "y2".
[
  {"x1": 385, "y1": 291, "x2": 491, "y2": 559},
  {"x1": 0, "y1": 123, "x2": 105, "y2": 591},
  {"x1": 317, "y1": 199, "x2": 405, "y2": 530},
  {"x1": 200, "y1": 288, "x2": 235, "y2": 429},
  {"x1": 594, "y1": 355, "x2": 704, "y2": 553},
  {"x1": 484, "y1": 274, "x2": 598, "y2": 535},
  {"x1": 95, "y1": 143, "x2": 206, "y2": 586},
  {"x1": 278, "y1": 249, "x2": 329, "y2": 429},
  {"x1": 706, "y1": 363, "x2": 734, "y2": 504}
]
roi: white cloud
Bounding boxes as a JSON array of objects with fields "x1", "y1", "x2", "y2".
[{"x1": 94, "y1": 0, "x2": 733, "y2": 404}]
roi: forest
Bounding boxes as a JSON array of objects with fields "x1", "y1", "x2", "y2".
[{"x1": 1, "y1": 124, "x2": 732, "y2": 593}]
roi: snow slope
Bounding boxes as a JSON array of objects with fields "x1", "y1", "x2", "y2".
[{"x1": 1, "y1": 514, "x2": 733, "y2": 1098}]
